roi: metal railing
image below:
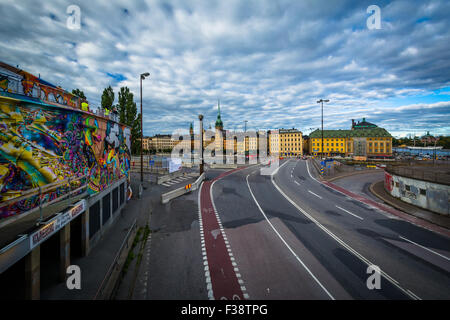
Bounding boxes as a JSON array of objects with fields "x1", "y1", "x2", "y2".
[
  {"x1": 93, "y1": 218, "x2": 137, "y2": 300},
  {"x1": 386, "y1": 164, "x2": 450, "y2": 185},
  {"x1": 0, "y1": 70, "x2": 83, "y2": 110}
]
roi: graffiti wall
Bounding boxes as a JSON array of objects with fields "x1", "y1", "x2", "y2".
[{"x1": 0, "y1": 96, "x2": 131, "y2": 219}]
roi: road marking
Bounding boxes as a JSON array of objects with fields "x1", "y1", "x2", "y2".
[
  {"x1": 308, "y1": 190, "x2": 322, "y2": 199},
  {"x1": 335, "y1": 205, "x2": 364, "y2": 220},
  {"x1": 210, "y1": 177, "x2": 250, "y2": 299},
  {"x1": 271, "y1": 162, "x2": 421, "y2": 300},
  {"x1": 246, "y1": 171, "x2": 335, "y2": 300},
  {"x1": 294, "y1": 181, "x2": 300, "y2": 186},
  {"x1": 399, "y1": 236, "x2": 450, "y2": 261}
]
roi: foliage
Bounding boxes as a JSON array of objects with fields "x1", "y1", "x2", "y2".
[
  {"x1": 393, "y1": 136, "x2": 450, "y2": 149},
  {"x1": 116, "y1": 86, "x2": 142, "y2": 155},
  {"x1": 71, "y1": 88, "x2": 86, "y2": 100},
  {"x1": 101, "y1": 86, "x2": 114, "y2": 110}
]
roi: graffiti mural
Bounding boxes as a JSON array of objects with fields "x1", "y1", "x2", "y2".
[{"x1": 0, "y1": 97, "x2": 131, "y2": 219}]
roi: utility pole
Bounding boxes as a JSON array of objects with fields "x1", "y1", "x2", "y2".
[
  {"x1": 199, "y1": 114, "x2": 204, "y2": 175},
  {"x1": 317, "y1": 99, "x2": 329, "y2": 159},
  {"x1": 140, "y1": 72, "x2": 150, "y2": 186},
  {"x1": 244, "y1": 120, "x2": 248, "y2": 132}
]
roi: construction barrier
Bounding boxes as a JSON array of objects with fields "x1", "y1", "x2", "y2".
[{"x1": 161, "y1": 173, "x2": 205, "y2": 204}]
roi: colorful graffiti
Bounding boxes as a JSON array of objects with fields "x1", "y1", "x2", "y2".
[
  {"x1": 0, "y1": 96, "x2": 131, "y2": 219},
  {"x1": 0, "y1": 61, "x2": 82, "y2": 109}
]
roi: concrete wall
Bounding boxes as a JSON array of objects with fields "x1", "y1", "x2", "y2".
[{"x1": 384, "y1": 171, "x2": 449, "y2": 215}]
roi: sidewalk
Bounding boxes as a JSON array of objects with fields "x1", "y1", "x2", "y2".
[
  {"x1": 370, "y1": 180, "x2": 450, "y2": 230},
  {"x1": 41, "y1": 174, "x2": 158, "y2": 300}
]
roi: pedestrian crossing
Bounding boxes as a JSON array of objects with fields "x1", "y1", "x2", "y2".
[{"x1": 161, "y1": 175, "x2": 192, "y2": 187}]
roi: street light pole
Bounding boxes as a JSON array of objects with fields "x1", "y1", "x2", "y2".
[
  {"x1": 317, "y1": 99, "x2": 329, "y2": 159},
  {"x1": 140, "y1": 72, "x2": 150, "y2": 185},
  {"x1": 199, "y1": 114, "x2": 204, "y2": 175}
]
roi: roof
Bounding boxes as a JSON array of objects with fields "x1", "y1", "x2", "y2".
[
  {"x1": 310, "y1": 127, "x2": 392, "y2": 138},
  {"x1": 353, "y1": 117, "x2": 377, "y2": 129}
]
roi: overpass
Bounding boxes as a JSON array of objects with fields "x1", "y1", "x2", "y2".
[{"x1": 0, "y1": 61, "x2": 131, "y2": 299}]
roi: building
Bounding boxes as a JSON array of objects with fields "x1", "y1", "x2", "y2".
[
  {"x1": 420, "y1": 131, "x2": 438, "y2": 146},
  {"x1": 269, "y1": 128, "x2": 303, "y2": 157},
  {"x1": 141, "y1": 134, "x2": 176, "y2": 152},
  {"x1": 309, "y1": 118, "x2": 392, "y2": 159}
]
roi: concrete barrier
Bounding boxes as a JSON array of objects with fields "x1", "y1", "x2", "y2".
[{"x1": 161, "y1": 173, "x2": 205, "y2": 204}]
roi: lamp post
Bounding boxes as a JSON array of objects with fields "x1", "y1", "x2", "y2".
[
  {"x1": 317, "y1": 99, "x2": 329, "y2": 159},
  {"x1": 140, "y1": 72, "x2": 150, "y2": 185},
  {"x1": 198, "y1": 114, "x2": 204, "y2": 175}
]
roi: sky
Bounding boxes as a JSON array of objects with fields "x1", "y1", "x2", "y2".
[{"x1": 0, "y1": 0, "x2": 449, "y2": 138}]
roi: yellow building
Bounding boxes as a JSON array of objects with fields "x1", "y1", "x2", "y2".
[
  {"x1": 269, "y1": 128, "x2": 303, "y2": 157},
  {"x1": 309, "y1": 118, "x2": 392, "y2": 158}
]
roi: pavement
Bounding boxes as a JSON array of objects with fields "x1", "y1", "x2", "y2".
[
  {"x1": 208, "y1": 159, "x2": 450, "y2": 299},
  {"x1": 40, "y1": 171, "x2": 167, "y2": 299}
]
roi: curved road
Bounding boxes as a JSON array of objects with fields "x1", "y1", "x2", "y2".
[{"x1": 205, "y1": 159, "x2": 450, "y2": 300}]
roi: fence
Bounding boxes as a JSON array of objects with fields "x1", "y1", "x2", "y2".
[
  {"x1": 93, "y1": 218, "x2": 137, "y2": 300},
  {"x1": 386, "y1": 164, "x2": 450, "y2": 185}
]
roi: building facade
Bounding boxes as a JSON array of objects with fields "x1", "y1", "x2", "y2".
[
  {"x1": 309, "y1": 118, "x2": 392, "y2": 158},
  {"x1": 269, "y1": 128, "x2": 303, "y2": 156}
]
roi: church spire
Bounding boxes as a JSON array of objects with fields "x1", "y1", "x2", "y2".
[{"x1": 215, "y1": 99, "x2": 223, "y2": 130}]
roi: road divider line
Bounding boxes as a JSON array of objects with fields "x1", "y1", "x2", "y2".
[
  {"x1": 271, "y1": 163, "x2": 421, "y2": 300},
  {"x1": 294, "y1": 181, "x2": 300, "y2": 186},
  {"x1": 308, "y1": 190, "x2": 323, "y2": 199},
  {"x1": 246, "y1": 172, "x2": 335, "y2": 300},
  {"x1": 335, "y1": 205, "x2": 364, "y2": 220},
  {"x1": 399, "y1": 236, "x2": 450, "y2": 261}
]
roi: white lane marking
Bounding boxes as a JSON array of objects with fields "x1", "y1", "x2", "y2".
[
  {"x1": 335, "y1": 205, "x2": 364, "y2": 220},
  {"x1": 271, "y1": 163, "x2": 421, "y2": 300},
  {"x1": 294, "y1": 181, "x2": 300, "y2": 186},
  {"x1": 246, "y1": 172, "x2": 335, "y2": 300},
  {"x1": 399, "y1": 236, "x2": 450, "y2": 261},
  {"x1": 161, "y1": 183, "x2": 171, "y2": 187},
  {"x1": 308, "y1": 190, "x2": 323, "y2": 199},
  {"x1": 198, "y1": 182, "x2": 214, "y2": 300}
]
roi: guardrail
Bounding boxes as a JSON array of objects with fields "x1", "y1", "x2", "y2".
[
  {"x1": 93, "y1": 218, "x2": 138, "y2": 300},
  {"x1": 386, "y1": 165, "x2": 450, "y2": 186},
  {"x1": 161, "y1": 173, "x2": 205, "y2": 204}
]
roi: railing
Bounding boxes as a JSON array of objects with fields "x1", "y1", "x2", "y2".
[
  {"x1": 0, "y1": 70, "x2": 83, "y2": 110},
  {"x1": 94, "y1": 218, "x2": 137, "y2": 300},
  {"x1": 386, "y1": 164, "x2": 450, "y2": 186}
]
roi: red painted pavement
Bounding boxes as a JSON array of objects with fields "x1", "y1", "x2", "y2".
[
  {"x1": 199, "y1": 166, "x2": 249, "y2": 300},
  {"x1": 323, "y1": 181, "x2": 450, "y2": 238}
]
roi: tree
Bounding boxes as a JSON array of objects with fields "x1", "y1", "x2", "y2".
[
  {"x1": 72, "y1": 88, "x2": 86, "y2": 99},
  {"x1": 101, "y1": 86, "x2": 114, "y2": 110},
  {"x1": 117, "y1": 86, "x2": 142, "y2": 155}
]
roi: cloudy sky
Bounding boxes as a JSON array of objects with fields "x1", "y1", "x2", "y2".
[{"x1": 1, "y1": 0, "x2": 449, "y2": 137}]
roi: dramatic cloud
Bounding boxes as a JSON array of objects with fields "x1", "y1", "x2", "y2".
[{"x1": 1, "y1": 0, "x2": 449, "y2": 137}]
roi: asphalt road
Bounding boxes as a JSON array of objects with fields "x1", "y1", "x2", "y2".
[{"x1": 209, "y1": 159, "x2": 450, "y2": 300}]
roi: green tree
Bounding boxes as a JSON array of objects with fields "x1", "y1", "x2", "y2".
[
  {"x1": 72, "y1": 88, "x2": 86, "y2": 99},
  {"x1": 117, "y1": 86, "x2": 142, "y2": 155},
  {"x1": 101, "y1": 86, "x2": 115, "y2": 110}
]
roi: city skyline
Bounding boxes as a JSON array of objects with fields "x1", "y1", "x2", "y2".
[{"x1": 1, "y1": 0, "x2": 449, "y2": 137}]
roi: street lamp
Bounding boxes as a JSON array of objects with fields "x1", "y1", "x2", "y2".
[
  {"x1": 317, "y1": 99, "x2": 329, "y2": 159},
  {"x1": 140, "y1": 72, "x2": 150, "y2": 185},
  {"x1": 198, "y1": 114, "x2": 204, "y2": 175}
]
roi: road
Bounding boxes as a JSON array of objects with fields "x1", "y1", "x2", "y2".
[{"x1": 203, "y1": 159, "x2": 450, "y2": 300}]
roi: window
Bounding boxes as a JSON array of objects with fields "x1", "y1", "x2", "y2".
[{"x1": 420, "y1": 189, "x2": 426, "y2": 195}]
